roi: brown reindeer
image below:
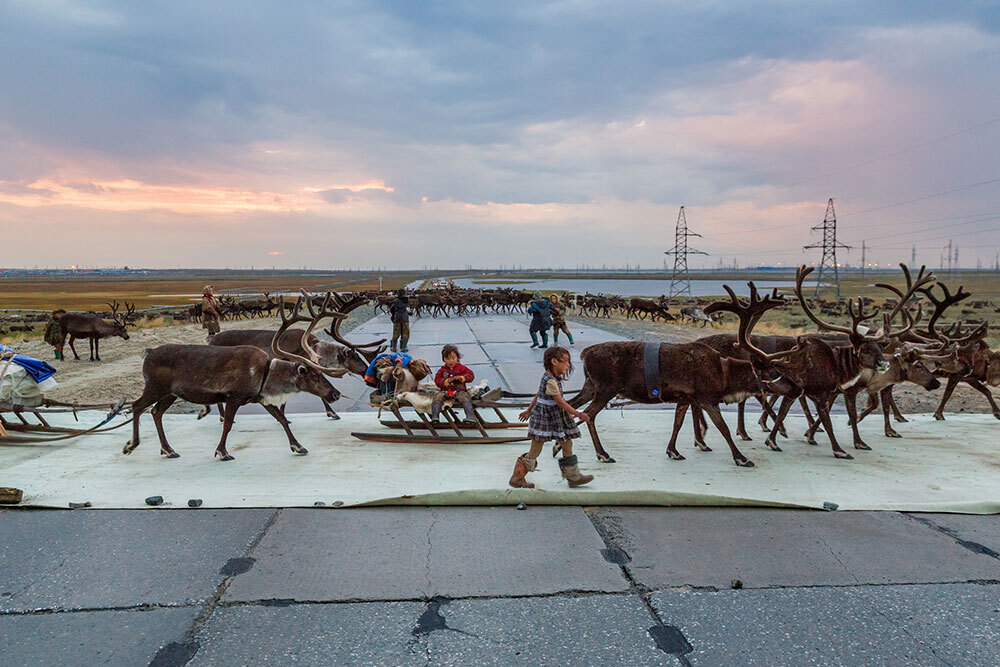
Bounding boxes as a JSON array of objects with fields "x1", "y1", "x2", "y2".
[
  {"x1": 60, "y1": 301, "x2": 136, "y2": 361},
  {"x1": 124, "y1": 306, "x2": 343, "y2": 461},
  {"x1": 571, "y1": 340, "x2": 767, "y2": 466}
]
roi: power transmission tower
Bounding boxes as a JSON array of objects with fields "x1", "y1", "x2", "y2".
[
  {"x1": 803, "y1": 198, "x2": 851, "y2": 297},
  {"x1": 911, "y1": 245, "x2": 916, "y2": 266},
  {"x1": 860, "y1": 240, "x2": 867, "y2": 277},
  {"x1": 944, "y1": 240, "x2": 953, "y2": 275},
  {"x1": 665, "y1": 206, "x2": 707, "y2": 302}
]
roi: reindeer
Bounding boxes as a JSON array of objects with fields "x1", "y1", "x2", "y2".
[
  {"x1": 60, "y1": 301, "x2": 136, "y2": 361},
  {"x1": 627, "y1": 296, "x2": 673, "y2": 322},
  {"x1": 206, "y1": 291, "x2": 385, "y2": 419},
  {"x1": 678, "y1": 306, "x2": 719, "y2": 327},
  {"x1": 124, "y1": 302, "x2": 344, "y2": 462},
  {"x1": 570, "y1": 340, "x2": 767, "y2": 467}
]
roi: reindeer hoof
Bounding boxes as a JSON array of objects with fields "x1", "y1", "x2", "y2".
[
  {"x1": 993, "y1": 412, "x2": 1000, "y2": 421},
  {"x1": 215, "y1": 452, "x2": 235, "y2": 462},
  {"x1": 896, "y1": 416, "x2": 910, "y2": 423},
  {"x1": 833, "y1": 451, "x2": 854, "y2": 460},
  {"x1": 597, "y1": 454, "x2": 616, "y2": 463},
  {"x1": 736, "y1": 459, "x2": 755, "y2": 467},
  {"x1": 666, "y1": 450, "x2": 686, "y2": 461},
  {"x1": 162, "y1": 451, "x2": 180, "y2": 459},
  {"x1": 695, "y1": 443, "x2": 712, "y2": 452},
  {"x1": 933, "y1": 414, "x2": 945, "y2": 421},
  {"x1": 123, "y1": 443, "x2": 134, "y2": 455},
  {"x1": 738, "y1": 433, "x2": 752, "y2": 442},
  {"x1": 854, "y1": 443, "x2": 872, "y2": 451},
  {"x1": 292, "y1": 447, "x2": 308, "y2": 455},
  {"x1": 765, "y1": 441, "x2": 782, "y2": 452},
  {"x1": 885, "y1": 431, "x2": 902, "y2": 438},
  {"x1": 196, "y1": 407, "x2": 210, "y2": 420},
  {"x1": 326, "y1": 411, "x2": 340, "y2": 420},
  {"x1": 805, "y1": 438, "x2": 818, "y2": 446}
]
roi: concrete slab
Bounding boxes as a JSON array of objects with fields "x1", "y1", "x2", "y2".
[
  {"x1": 0, "y1": 607, "x2": 200, "y2": 667},
  {"x1": 224, "y1": 507, "x2": 627, "y2": 603},
  {"x1": 650, "y1": 584, "x2": 1000, "y2": 666},
  {"x1": 403, "y1": 343, "x2": 490, "y2": 365},
  {"x1": 593, "y1": 508, "x2": 1000, "y2": 590},
  {"x1": 909, "y1": 513, "x2": 1000, "y2": 557},
  {"x1": 427, "y1": 595, "x2": 669, "y2": 666},
  {"x1": 191, "y1": 602, "x2": 425, "y2": 666},
  {"x1": 0, "y1": 509, "x2": 273, "y2": 611}
]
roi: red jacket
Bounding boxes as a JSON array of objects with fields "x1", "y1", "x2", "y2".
[{"x1": 435, "y1": 362, "x2": 474, "y2": 393}]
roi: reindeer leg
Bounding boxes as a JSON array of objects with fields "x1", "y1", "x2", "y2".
[
  {"x1": 94, "y1": 337, "x2": 100, "y2": 362},
  {"x1": 736, "y1": 400, "x2": 752, "y2": 441},
  {"x1": 888, "y1": 392, "x2": 908, "y2": 423},
  {"x1": 322, "y1": 398, "x2": 340, "y2": 419},
  {"x1": 691, "y1": 405, "x2": 711, "y2": 451},
  {"x1": 765, "y1": 394, "x2": 796, "y2": 451},
  {"x1": 879, "y1": 387, "x2": 902, "y2": 438},
  {"x1": 966, "y1": 379, "x2": 1000, "y2": 419},
  {"x1": 702, "y1": 403, "x2": 753, "y2": 467},
  {"x1": 817, "y1": 400, "x2": 852, "y2": 459},
  {"x1": 666, "y1": 403, "x2": 688, "y2": 460},
  {"x1": 933, "y1": 376, "x2": 960, "y2": 420},
  {"x1": 583, "y1": 390, "x2": 617, "y2": 463},
  {"x1": 124, "y1": 390, "x2": 158, "y2": 454},
  {"x1": 264, "y1": 405, "x2": 308, "y2": 454},
  {"x1": 857, "y1": 391, "x2": 878, "y2": 423},
  {"x1": 215, "y1": 402, "x2": 240, "y2": 461},
  {"x1": 844, "y1": 390, "x2": 870, "y2": 450},
  {"x1": 68, "y1": 335, "x2": 80, "y2": 360},
  {"x1": 151, "y1": 395, "x2": 180, "y2": 457},
  {"x1": 196, "y1": 405, "x2": 211, "y2": 420},
  {"x1": 800, "y1": 395, "x2": 822, "y2": 437}
]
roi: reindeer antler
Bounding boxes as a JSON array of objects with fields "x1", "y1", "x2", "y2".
[
  {"x1": 323, "y1": 292, "x2": 387, "y2": 351},
  {"x1": 705, "y1": 282, "x2": 791, "y2": 362},
  {"x1": 873, "y1": 263, "x2": 935, "y2": 324},
  {"x1": 272, "y1": 291, "x2": 349, "y2": 375},
  {"x1": 916, "y1": 282, "x2": 971, "y2": 342}
]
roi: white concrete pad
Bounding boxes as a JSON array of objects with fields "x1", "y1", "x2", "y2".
[{"x1": 3, "y1": 409, "x2": 998, "y2": 512}]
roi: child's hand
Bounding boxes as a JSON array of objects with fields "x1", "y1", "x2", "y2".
[
  {"x1": 576, "y1": 411, "x2": 591, "y2": 423},
  {"x1": 518, "y1": 408, "x2": 531, "y2": 422}
]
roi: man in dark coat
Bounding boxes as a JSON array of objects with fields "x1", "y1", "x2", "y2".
[{"x1": 389, "y1": 289, "x2": 411, "y2": 352}]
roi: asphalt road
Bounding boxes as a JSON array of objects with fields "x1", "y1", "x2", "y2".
[{"x1": 2, "y1": 507, "x2": 998, "y2": 666}]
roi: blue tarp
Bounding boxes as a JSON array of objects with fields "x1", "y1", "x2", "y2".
[{"x1": 0, "y1": 345, "x2": 57, "y2": 383}]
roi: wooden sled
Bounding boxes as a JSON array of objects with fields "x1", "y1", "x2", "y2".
[
  {"x1": 351, "y1": 397, "x2": 530, "y2": 445},
  {"x1": 0, "y1": 398, "x2": 129, "y2": 444}
]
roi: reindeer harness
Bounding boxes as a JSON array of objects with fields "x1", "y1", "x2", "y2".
[{"x1": 644, "y1": 342, "x2": 662, "y2": 400}]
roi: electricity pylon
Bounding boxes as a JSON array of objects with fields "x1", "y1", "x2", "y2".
[
  {"x1": 665, "y1": 206, "x2": 707, "y2": 302},
  {"x1": 804, "y1": 198, "x2": 850, "y2": 297}
]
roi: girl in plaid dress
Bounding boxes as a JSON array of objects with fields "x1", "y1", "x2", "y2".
[{"x1": 509, "y1": 346, "x2": 594, "y2": 488}]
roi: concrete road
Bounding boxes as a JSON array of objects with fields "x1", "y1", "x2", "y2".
[{"x1": 2, "y1": 507, "x2": 998, "y2": 666}]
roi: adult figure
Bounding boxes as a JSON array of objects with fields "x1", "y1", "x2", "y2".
[
  {"x1": 201, "y1": 284, "x2": 222, "y2": 338},
  {"x1": 389, "y1": 288, "x2": 411, "y2": 352},
  {"x1": 527, "y1": 290, "x2": 553, "y2": 348}
]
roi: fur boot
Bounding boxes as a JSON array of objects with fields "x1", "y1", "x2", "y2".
[
  {"x1": 509, "y1": 453, "x2": 537, "y2": 488},
  {"x1": 540, "y1": 331, "x2": 549, "y2": 348},
  {"x1": 558, "y1": 454, "x2": 593, "y2": 488}
]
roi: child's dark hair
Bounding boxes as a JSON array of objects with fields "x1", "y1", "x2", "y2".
[
  {"x1": 441, "y1": 344, "x2": 461, "y2": 361},
  {"x1": 543, "y1": 346, "x2": 573, "y2": 376}
]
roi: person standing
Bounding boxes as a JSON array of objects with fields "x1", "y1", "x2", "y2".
[
  {"x1": 548, "y1": 294, "x2": 574, "y2": 345},
  {"x1": 526, "y1": 290, "x2": 553, "y2": 348},
  {"x1": 43, "y1": 309, "x2": 66, "y2": 360},
  {"x1": 389, "y1": 289, "x2": 411, "y2": 352},
  {"x1": 201, "y1": 284, "x2": 222, "y2": 338}
]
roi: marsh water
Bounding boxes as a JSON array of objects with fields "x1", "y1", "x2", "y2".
[{"x1": 451, "y1": 278, "x2": 797, "y2": 297}]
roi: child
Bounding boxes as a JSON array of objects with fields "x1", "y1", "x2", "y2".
[
  {"x1": 526, "y1": 290, "x2": 553, "y2": 348},
  {"x1": 43, "y1": 309, "x2": 66, "y2": 360},
  {"x1": 510, "y1": 346, "x2": 593, "y2": 488},
  {"x1": 548, "y1": 294, "x2": 574, "y2": 345},
  {"x1": 431, "y1": 344, "x2": 476, "y2": 422}
]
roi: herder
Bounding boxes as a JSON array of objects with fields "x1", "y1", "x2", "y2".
[
  {"x1": 389, "y1": 289, "x2": 411, "y2": 352},
  {"x1": 201, "y1": 285, "x2": 222, "y2": 338}
]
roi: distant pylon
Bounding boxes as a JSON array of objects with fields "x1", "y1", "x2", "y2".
[
  {"x1": 804, "y1": 198, "x2": 851, "y2": 297},
  {"x1": 665, "y1": 206, "x2": 707, "y2": 302}
]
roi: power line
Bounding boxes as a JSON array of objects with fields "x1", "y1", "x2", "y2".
[
  {"x1": 841, "y1": 177, "x2": 1000, "y2": 218},
  {"x1": 804, "y1": 198, "x2": 850, "y2": 297}
]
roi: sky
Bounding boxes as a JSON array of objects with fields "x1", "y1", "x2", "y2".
[{"x1": 1, "y1": 1, "x2": 999, "y2": 270}]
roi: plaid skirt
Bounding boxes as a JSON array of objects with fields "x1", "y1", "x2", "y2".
[{"x1": 528, "y1": 401, "x2": 581, "y2": 442}]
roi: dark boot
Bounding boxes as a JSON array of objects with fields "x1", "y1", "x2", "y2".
[
  {"x1": 553, "y1": 333, "x2": 559, "y2": 345},
  {"x1": 390, "y1": 338, "x2": 398, "y2": 352},
  {"x1": 430, "y1": 401, "x2": 442, "y2": 423},
  {"x1": 400, "y1": 337, "x2": 409, "y2": 353},
  {"x1": 529, "y1": 332, "x2": 539, "y2": 348},
  {"x1": 540, "y1": 331, "x2": 549, "y2": 348},
  {"x1": 461, "y1": 399, "x2": 476, "y2": 423},
  {"x1": 559, "y1": 455, "x2": 593, "y2": 488},
  {"x1": 509, "y1": 454, "x2": 537, "y2": 488},
  {"x1": 568, "y1": 333, "x2": 574, "y2": 345}
]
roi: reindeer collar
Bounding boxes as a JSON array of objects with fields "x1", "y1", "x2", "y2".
[{"x1": 644, "y1": 342, "x2": 662, "y2": 400}]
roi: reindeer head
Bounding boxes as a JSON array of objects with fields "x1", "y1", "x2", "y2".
[
  {"x1": 106, "y1": 301, "x2": 137, "y2": 340},
  {"x1": 289, "y1": 363, "x2": 341, "y2": 402}
]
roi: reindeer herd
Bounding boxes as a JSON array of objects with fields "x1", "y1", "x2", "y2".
[{"x1": 571, "y1": 265, "x2": 1000, "y2": 468}]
